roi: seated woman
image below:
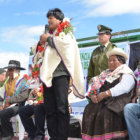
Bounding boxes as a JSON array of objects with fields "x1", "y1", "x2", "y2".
[{"x1": 82, "y1": 48, "x2": 137, "y2": 140}]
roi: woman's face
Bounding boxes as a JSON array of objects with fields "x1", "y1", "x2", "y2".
[{"x1": 108, "y1": 55, "x2": 122, "y2": 71}]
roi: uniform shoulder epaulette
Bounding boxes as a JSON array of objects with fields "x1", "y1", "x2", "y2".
[
  {"x1": 93, "y1": 46, "x2": 100, "y2": 53},
  {"x1": 112, "y1": 43, "x2": 117, "y2": 48}
]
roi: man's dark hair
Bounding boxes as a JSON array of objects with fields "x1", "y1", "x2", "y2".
[
  {"x1": 46, "y1": 8, "x2": 64, "y2": 21},
  {"x1": 116, "y1": 55, "x2": 126, "y2": 64}
]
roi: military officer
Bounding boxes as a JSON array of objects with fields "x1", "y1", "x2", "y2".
[{"x1": 87, "y1": 25, "x2": 117, "y2": 83}]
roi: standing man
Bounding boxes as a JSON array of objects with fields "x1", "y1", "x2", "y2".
[
  {"x1": 87, "y1": 25, "x2": 117, "y2": 83},
  {"x1": 39, "y1": 8, "x2": 85, "y2": 140}
]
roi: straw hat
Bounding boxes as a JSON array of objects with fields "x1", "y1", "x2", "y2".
[{"x1": 106, "y1": 48, "x2": 128, "y2": 61}]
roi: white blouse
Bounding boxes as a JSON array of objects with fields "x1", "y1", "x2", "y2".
[{"x1": 110, "y1": 74, "x2": 135, "y2": 97}]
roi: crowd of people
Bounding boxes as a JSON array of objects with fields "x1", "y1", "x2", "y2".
[{"x1": 0, "y1": 7, "x2": 140, "y2": 140}]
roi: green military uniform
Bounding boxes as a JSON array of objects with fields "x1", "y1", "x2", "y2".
[
  {"x1": 87, "y1": 25, "x2": 117, "y2": 83},
  {"x1": 87, "y1": 42, "x2": 117, "y2": 83}
]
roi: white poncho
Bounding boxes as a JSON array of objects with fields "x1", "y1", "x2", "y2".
[{"x1": 40, "y1": 32, "x2": 85, "y2": 99}]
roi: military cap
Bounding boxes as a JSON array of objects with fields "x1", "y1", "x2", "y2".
[
  {"x1": 0, "y1": 68, "x2": 6, "y2": 74},
  {"x1": 97, "y1": 24, "x2": 112, "y2": 34}
]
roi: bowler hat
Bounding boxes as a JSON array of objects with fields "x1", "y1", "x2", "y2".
[
  {"x1": 97, "y1": 24, "x2": 112, "y2": 34},
  {"x1": 106, "y1": 48, "x2": 128, "y2": 61},
  {"x1": 3, "y1": 60, "x2": 25, "y2": 70},
  {"x1": 0, "y1": 68, "x2": 6, "y2": 74}
]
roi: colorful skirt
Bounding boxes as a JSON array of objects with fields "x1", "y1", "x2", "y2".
[{"x1": 82, "y1": 101, "x2": 128, "y2": 140}]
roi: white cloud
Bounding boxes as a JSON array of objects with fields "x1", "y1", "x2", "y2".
[
  {"x1": 72, "y1": 0, "x2": 140, "y2": 17},
  {"x1": 0, "y1": 51, "x2": 29, "y2": 75},
  {"x1": 0, "y1": 25, "x2": 44, "y2": 49}
]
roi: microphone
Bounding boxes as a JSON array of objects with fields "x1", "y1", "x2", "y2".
[
  {"x1": 37, "y1": 24, "x2": 49, "y2": 48},
  {"x1": 45, "y1": 24, "x2": 49, "y2": 34}
]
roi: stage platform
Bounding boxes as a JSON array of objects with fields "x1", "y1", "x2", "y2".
[{"x1": 12, "y1": 136, "x2": 82, "y2": 140}]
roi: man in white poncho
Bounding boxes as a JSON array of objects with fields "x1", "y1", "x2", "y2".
[{"x1": 39, "y1": 8, "x2": 85, "y2": 140}]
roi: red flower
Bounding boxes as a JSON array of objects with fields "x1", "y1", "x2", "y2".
[
  {"x1": 24, "y1": 74, "x2": 30, "y2": 80},
  {"x1": 38, "y1": 46, "x2": 44, "y2": 53},
  {"x1": 40, "y1": 85, "x2": 43, "y2": 93},
  {"x1": 61, "y1": 21, "x2": 68, "y2": 28},
  {"x1": 55, "y1": 20, "x2": 73, "y2": 36},
  {"x1": 32, "y1": 71, "x2": 39, "y2": 78},
  {"x1": 31, "y1": 64, "x2": 40, "y2": 78},
  {"x1": 38, "y1": 100, "x2": 43, "y2": 104}
]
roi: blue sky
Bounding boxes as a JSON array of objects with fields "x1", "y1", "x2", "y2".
[{"x1": 0, "y1": 0, "x2": 140, "y2": 72}]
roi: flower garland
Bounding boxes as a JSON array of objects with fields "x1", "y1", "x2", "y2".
[
  {"x1": 37, "y1": 45, "x2": 44, "y2": 53},
  {"x1": 31, "y1": 41, "x2": 46, "y2": 78},
  {"x1": 28, "y1": 85, "x2": 43, "y2": 106},
  {"x1": 31, "y1": 64, "x2": 40, "y2": 78},
  {"x1": 23, "y1": 74, "x2": 30, "y2": 80},
  {"x1": 23, "y1": 75, "x2": 43, "y2": 106},
  {"x1": 55, "y1": 17, "x2": 73, "y2": 39},
  {"x1": 87, "y1": 77, "x2": 105, "y2": 102}
]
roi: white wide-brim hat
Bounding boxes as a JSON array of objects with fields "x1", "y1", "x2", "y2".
[{"x1": 106, "y1": 48, "x2": 128, "y2": 61}]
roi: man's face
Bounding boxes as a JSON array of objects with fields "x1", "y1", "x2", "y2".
[
  {"x1": 0, "y1": 73, "x2": 6, "y2": 82},
  {"x1": 7, "y1": 68, "x2": 14, "y2": 79},
  {"x1": 7, "y1": 68, "x2": 19, "y2": 79},
  {"x1": 98, "y1": 33, "x2": 111, "y2": 45},
  {"x1": 48, "y1": 16, "x2": 61, "y2": 31}
]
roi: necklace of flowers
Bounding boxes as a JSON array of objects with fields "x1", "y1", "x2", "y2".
[
  {"x1": 88, "y1": 80, "x2": 104, "y2": 96},
  {"x1": 87, "y1": 77, "x2": 105, "y2": 102},
  {"x1": 28, "y1": 85, "x2": 44, "y2": 106},
  {"x1": 55, "y1": 17, "x2": 74, "y2": 39},
  {"x1": 31, "y1": 64, "x2": 40, "y2": 78},
  {"x1": 31, "y1": 42, "x2": 46, "y2": 78},
  {"x1": 37, "y1": 44, "x2": 45, "y2": 53}
]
